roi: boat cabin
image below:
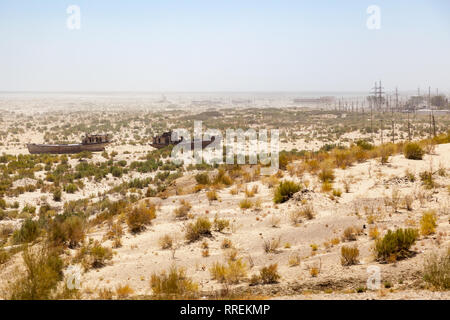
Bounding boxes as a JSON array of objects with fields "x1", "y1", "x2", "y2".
[
  {"x1": 82, "y1": 134, "x2": 110, "y2": 145},
  {"x1": 152, "y1": 131, "x2": 180, "y2": 146}
]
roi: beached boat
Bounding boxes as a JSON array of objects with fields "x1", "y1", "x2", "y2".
[
  {"x1": 150, "y1": 131, "x2": 215, "y2": 149},
  {"x1": 27, "y1": 134, "x2": 111, "y2": 154}
]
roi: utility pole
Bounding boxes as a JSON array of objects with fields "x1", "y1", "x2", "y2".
[
  {"x1": 428, "y1": 86, "x2": 432, "y2": 138},
  {"x1": 407, "y1": 112, "x2": 411, "y2": 141},
  {"x1": 380, "y1": 119, "x2": 383, "y2": 144},
  {"x1": 370, "y1": 101, "x2": 374, "y2": 141}
]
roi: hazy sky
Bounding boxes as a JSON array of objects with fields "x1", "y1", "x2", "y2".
[{"x1": 0, "y1": 0, "x2": 449, "y2": 92}]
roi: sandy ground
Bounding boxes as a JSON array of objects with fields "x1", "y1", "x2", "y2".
[{"x1": 0, "y1": 102, "x2": 448, "y2": 300}]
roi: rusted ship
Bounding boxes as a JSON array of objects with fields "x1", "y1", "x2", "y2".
[
  {"x1": 150, "y1": 131, "x2": 215, "y2": 149},
  {"x1": 27, "y1": 134, "x2": 111, "y2": 154}
]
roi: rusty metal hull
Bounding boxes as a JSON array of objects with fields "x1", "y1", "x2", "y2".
[
  {"x1": 150, "y1": 138, "x2": 215, "y2": 150},
  {"x1": 27, "y1": 142, "x2": 109, "y2": 154}
]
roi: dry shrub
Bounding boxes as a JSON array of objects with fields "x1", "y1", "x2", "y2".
[
  {"x1": 115, "y1": 284, "x2": 134, "y2": 299},
  {"x1": 386, "y1": 188, "x2": 401, "y2": 212},
  {"x1": 264, "y1": 175, "x2": 279, "y2": 188},
  {"x1": 105, "y1": 221, "x2": 123, "y2": 248},
  {"x1": 48, "y1": 215, "x2": 86, "y2": 249},
  {"x1": 288, "y1": 253, "x2": 301, "y2": 267},
  {"x1": 342, "y1": 226, "x2": 362, "y2": 242},
  {"x1": 318, "y1": 164, "x2": 335, "y2": 183},
  {"x1": 185, "y1": 217, "x2": 211, "y2": 242},
  {"x1": 206, "y1": 190, "x2": 218, "y2": 202},
  {"x1": 330, "y1": 237, "x2": 340, "y2": 246},
  {"x1": 369, "y1": 226, "x2": 380, "y2": 240},
  {"x1": 213, "y1": 215, "x2": 229, "y2": 232},
  {"x1": 214, "y1": 168, "x2": 232, "y2": 186},
  {"x1": 244, "y1": 186, "x2": 255, "y2": 197},
  {"x1": 96, "y1": 288, "x2": 114, "y2": 300},
  {"x1": 269, "y1": 215, "x2": 281, "y2": 228},
  {"x1": 159, "y1": 234, "x2": 173, "y2": 249},
  {"x1": 174, "y1": 200, "x2": 191, "y2": 219},
  {"x1": 150, "y1": 266, "x2": 198, "y2": 299},
  {"x1": 263, "y1": 236, "x2": 281, "y2": 253},
  {"x1": 259, "y1": 264, "x2": 280, "y2": 284},
  {"x1": 309, "y1": 267, "x2": 320, "y2": 277},
  {"x1": 321, "y1": 181, "x2": 333, "y2": 193},
  {"x1": 404, "y1": 195, "x2": 413, "y2": 211},
  {"x1": 420, "y1": 210, "x2": 437, "y2": 236},
  {"x1": 74, "y1": 240, "x2": 113, "y2": 270},
  {"x1": 221, "y1": 238, "x2": 233, "y2": 249},
  {"x1": 239, "y1": 198, "x2": 253, "y2": 209},
  {"x1": 126, "y1": 202, "x2": 156, "y2": 233},
  {"x1": 341, "y1": 245, "x2": 360, "y2": 266},
  {"x1": 230, "y1": 187, "x2": 239, "y2": 195},
  {"x1": 210, "y1": 258, "x2": 247, "y2": 284},
  {"x1": 298, "y1": 204, "x2": 315, "y2": 220},
  {"x1": 423, "y1": 248, "x2": 450, "y2": 290},
  {"x1": 8, "y1": 246, "x2": 64, "y2": 300}
]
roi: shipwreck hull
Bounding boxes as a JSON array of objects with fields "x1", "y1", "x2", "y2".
[
  {"x1": 150, "y1": 139, "x2": 214, "y2": 150},
  {"x1": 150, "y1": 136, "x2": 216, "y2": 150},
  {"x1": 27, "y1": 142, "x2": 109, "y2": 154}
]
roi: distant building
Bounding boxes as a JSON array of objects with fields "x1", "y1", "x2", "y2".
[
  {"x1": 416, "y1": 109, "x2": 450, "y2": 116},
  {"x1": 293, "y1": 96, "x2": 335, "y2": 105}
]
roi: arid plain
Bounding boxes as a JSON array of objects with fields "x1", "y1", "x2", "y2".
[{"x1": 0, "y1": 93, "x2": 449, "y2": 300}]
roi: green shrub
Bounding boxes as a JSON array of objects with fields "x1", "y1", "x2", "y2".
[
  {"x1": 63, "y1": 183, "x2": 78, "y2": 194},
  {"x1": 195, "y1": 173, "x2": 210, "y2": 185},
  {"x1": 13, "y1": 218, "x2": 40, "y2": 244},
  {"x1": 420, "y1": 170, "x2": 435, "y2": 189},
  {"x1": 111, "y1": 166, "x2": 123, "y2": 178},
  {"x1": 404, "y1": 142, "x2": 424, "y2": 160},
  {"x1": 273, "y1": 180, "x2": 301, "y2": 203},
  {"x1": 375, "y1": 228, "x2": 418, "y2": 262},
  {"x1": 185, "y1": 217, "x2": 211, "y2": 242},
  {"x1": 53, "y1": 188, "x2": 62, "y2": 202},
  {"x1": 0, "y1": 249, "x2": 11, "y2": 265}
]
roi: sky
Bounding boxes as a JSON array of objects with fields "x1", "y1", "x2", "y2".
[{"x1": 0, "y1": 0, "x2": 449, "y2": 92}]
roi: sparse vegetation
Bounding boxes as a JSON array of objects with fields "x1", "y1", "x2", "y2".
[
  {"x1": 423, "y1": 248, "x2": 450, "y2": 290},
  {"x1": 404, "y1": 142, "x2": 424, "y2": 160},
  {"x1": 375, "y1": 228, "x2": 418, "y2": 262},
  {"x1": 150, "y1": 266, "x2": 198, "y2": 299},
  {"x1": 126, "y1": 202, "x2": 156, "y2": 233},
  {"x1": 273, "y1": 180, "x2": 300, "y2": 204},
  {"x1": 420, "y1": 210, "x2": 437, "y2": 236},
  {"x1": 185, "y1": 217, "x2": 212, "y2": 242},
  {"x1": 341, "y1": 245, "x2": 359, "y2": 266}
]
